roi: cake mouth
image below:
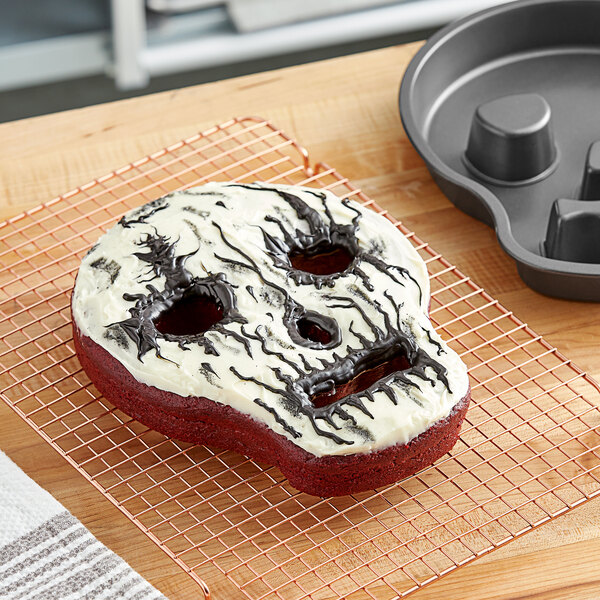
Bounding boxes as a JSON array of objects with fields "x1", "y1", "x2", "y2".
[
  {"x1": 296, "y1": 337, "x2": 422, "y2": 415},
  {"x1": 310, "y1": 347, "x2": 412, "y2": 408},
  {"x1": 287, "y1": 336, "x2": 449, "y2": 445},
  {"x1": 231, "y1": 321, "x2": 450, "y2": 446}
]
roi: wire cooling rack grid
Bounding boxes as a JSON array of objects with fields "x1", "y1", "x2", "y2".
[{"x1": 1, "y1": 117, "x2": 600, "y2": 600}]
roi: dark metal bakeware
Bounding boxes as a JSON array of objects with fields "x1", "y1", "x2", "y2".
[{"x1": 400, "y1": 0, "x2": 600, "y2": 301}]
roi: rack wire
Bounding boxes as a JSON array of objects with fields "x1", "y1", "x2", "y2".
[{"x1": 1, "y1": 116, "x2": 600, "y2": 600}]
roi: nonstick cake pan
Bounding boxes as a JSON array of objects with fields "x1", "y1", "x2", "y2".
[{"x1": 400, "y1": 0, "x2": 600, "y2": 301}]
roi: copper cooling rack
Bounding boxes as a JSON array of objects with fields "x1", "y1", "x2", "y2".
[{"x1": 1, "y1": 116, "x2": 600, "y2": 600}]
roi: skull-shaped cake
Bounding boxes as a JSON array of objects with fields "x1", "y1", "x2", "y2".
[{"x1": 72, "y1": 182, "x2": 470, "y2": 496}]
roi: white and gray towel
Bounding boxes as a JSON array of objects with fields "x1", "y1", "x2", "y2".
[{"x1": 0, "y1": 451, "x2": 168, "y2": 600}]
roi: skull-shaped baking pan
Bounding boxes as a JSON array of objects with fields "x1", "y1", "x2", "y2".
[
  {"x1": 400, "y1": 0, "x2": 600, "y2": 301},
  {"x1": 72, "y1": 182, "x2": 470, "y2": 496}
]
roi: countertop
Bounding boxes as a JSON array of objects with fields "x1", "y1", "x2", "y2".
[{"x1": 1, "y1": 42, "x2": 600, "y2": 599}]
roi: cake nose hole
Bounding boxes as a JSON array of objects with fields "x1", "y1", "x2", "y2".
[
  {"x1": 154, "y1": 293, "x2": 223, "y2": 336},
  {"x1": 297, "y1": 317, "x2": 332, "y2": 345},
  {"x1": 290, "y1": 245, "x2": 354, "y2": 275},
  {"x1": 311, "y1": 351, "x2": 412, "y2": 408}
]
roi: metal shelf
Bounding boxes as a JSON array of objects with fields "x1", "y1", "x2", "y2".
[
  {"x1": 113, "y1": 0, "x2": 514, "y2": 89},
  {"x1": 0, "y1": 0, "x2": 513, "y2": 92}
]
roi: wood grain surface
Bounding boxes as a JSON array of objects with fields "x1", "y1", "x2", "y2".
[{"x1": 1, "y1": 42, "x2": 600, "y2": 599}]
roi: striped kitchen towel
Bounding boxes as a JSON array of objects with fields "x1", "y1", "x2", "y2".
[{"x1": 0, "y1": 451, "x2": 168, "y2": 600}]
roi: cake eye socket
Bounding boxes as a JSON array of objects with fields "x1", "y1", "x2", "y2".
[
  {"x1": 154, "y1": 292, "x2": 224, "y2": 336},
  {"x1": 289, "y1": 244, "x2": 354, "y2": 276}
]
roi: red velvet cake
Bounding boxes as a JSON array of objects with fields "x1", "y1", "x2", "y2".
[{"x1": 72, "y1": 182, "x2": 471, "y2": 496}]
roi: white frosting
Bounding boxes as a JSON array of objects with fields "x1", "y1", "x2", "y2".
[{"x1": 72, "y1": 182, "x2": 469, "y2": 457}]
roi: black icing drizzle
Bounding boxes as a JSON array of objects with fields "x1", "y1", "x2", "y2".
[
  {"x1": 111, "y1": 230, "x2": 246, "y2": 361},
  {"x1": 229, "y1": 183, "x2": 422, "y2": 302},
  {"x1": 212, "y1": 184, "x2": 450, "y2": 445},
  {"x1": 106, "y1": 184, "x2": 450, "y2": 447},
  {"x1": 119, "y1": 197, "x2": 169, "y2": 229},
  {"x1": 246, "y1": 285, "x2": 257, "y2": 302},
  {"x1": 212, "y1": 219, "x2": 341, "y2": 351}
]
